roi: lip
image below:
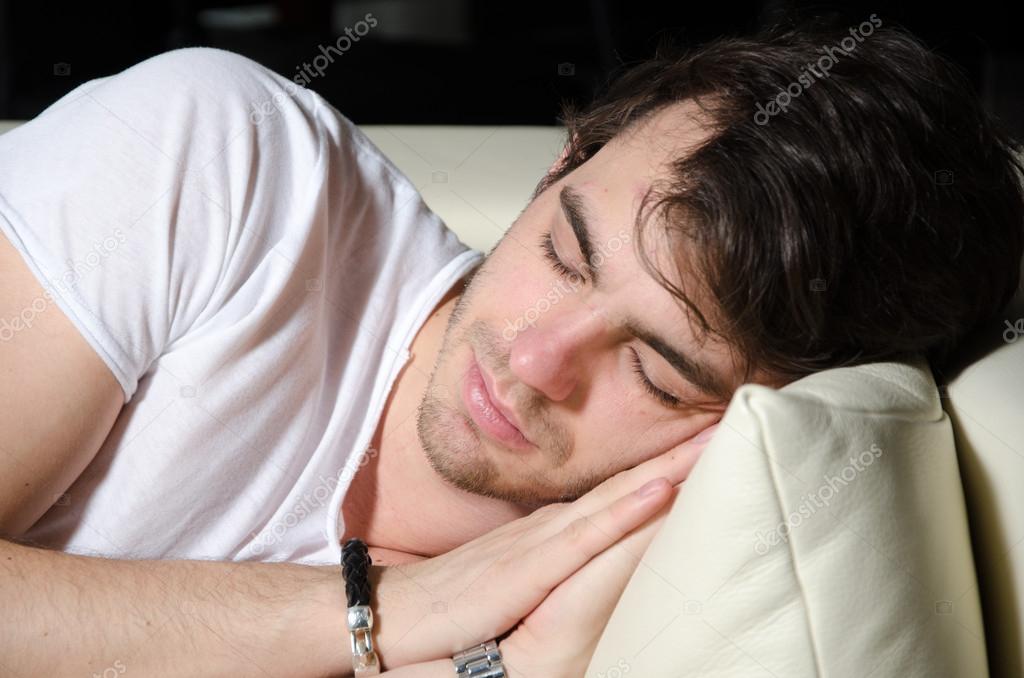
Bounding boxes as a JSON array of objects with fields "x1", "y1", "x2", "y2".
[
  {"x1": 478, "y1": 358, "x2": 531, "y2": 437},
  {"x1": 462, "y1": 353, "x2": 534, "y2": 450}
]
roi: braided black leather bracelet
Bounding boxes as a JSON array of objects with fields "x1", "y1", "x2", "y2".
[{"x1": 341, "y1": 538, "x2": 381, "y2": 675}]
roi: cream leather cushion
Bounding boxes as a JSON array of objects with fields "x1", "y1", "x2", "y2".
[
  {"x1": 943, "y1": 278, "x2": 1024, "y2": 678},
  {"x1": 587, "y1": 353, "x2": 988, "y2": 677},
  {"x1": 359, "y1": 125, "x2": 567, "y2": 254}
]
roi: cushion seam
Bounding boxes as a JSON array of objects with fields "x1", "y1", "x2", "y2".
[{"x1": 751, "y1": 393, "x2": 825, "y2": 678}]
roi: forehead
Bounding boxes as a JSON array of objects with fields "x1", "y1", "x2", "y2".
[
  {"x1": 561, "y1": 103, "x2": 741, "y2": 379},
  {"x1": 600, "y1": 100, "x2": 715, "y2": 179},
  {"x1": 575, "y1": 100, "x2": 716, "y2": 305},
  {"x1": 575, "y1": 101, "x2": 715, "y2": 276}
]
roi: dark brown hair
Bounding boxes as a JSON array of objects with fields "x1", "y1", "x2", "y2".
[{"x1": 534, "y1": 19, "x2": 1024, "y2": 389}]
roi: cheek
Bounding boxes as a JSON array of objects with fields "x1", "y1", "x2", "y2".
[
  {"x1": 483, "y1": 238, "x2": 572, "y2": 341},
  {"x1": 570, "y1": 382, "x2": 666, "y2": 459}
]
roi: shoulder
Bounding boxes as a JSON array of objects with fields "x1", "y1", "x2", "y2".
[
  {"x1": 89, "y1": 47, "x2": 321, "y2": 133},
  {"x1": 118, "y1": 47, "x2": 289, "y2": 90}
]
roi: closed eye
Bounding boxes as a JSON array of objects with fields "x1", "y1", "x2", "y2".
[
  {"x1": 628, "y1": 347, "x2": 682, "y2": 408},
  {"x1": 539, "y1": 231, "x2": 584, "y2": 283},
  {"x1": 539, "y1": 230, "x2": 682, "y2": 409}
]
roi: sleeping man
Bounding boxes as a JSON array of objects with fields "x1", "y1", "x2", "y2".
[{"x1": 1, "y1": 19, "x2": 1021, "y2": 678}]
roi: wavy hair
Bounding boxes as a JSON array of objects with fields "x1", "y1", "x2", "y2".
[{"x1": 533, "y1": 19, "x2": 1024, "y2": 387}]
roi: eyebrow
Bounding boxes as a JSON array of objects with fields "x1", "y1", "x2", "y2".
[{"x1": 558, "y1": 184, "x2": 734, "y2": 402}]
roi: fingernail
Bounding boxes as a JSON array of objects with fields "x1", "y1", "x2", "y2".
[
  {"x1": 695, "y1": 423, "x2": 721, "y2": 443},
  {"x1": 634, "y1": 477, "x2": 668, "y2": 498}
]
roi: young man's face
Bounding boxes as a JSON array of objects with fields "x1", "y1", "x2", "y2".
[{"x1": 417, "y1": 102, "x2": 764, "y2": 507}]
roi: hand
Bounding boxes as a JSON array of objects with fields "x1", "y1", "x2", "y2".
[
  {"x1": 497, "y1": 484, "x2": 678, "y2": 678},
  {"x1": 497, "y1": 424, "x2": 722, "y2": 677},
  {"x1": 370, "y1": 422, "x2": 720, "y2": 670}
]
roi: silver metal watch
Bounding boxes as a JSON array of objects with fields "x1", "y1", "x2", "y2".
[{"x1": 452, "y1": 639, "x2": 506, "y2": 677}]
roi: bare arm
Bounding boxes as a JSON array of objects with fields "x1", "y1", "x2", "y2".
[
  {"x1": 1, "y1": 538, "x2": 353, "y2": 677},
  {"x1": 0, "y1": 231, "x2": 353, "y2": 677}
]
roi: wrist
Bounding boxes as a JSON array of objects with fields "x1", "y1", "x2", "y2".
[
  {"x1": 496, "y1": 637, "x2": 526, "y2": 678},
  {"x1": 309, "y1": 564, "x2": 355, "y2": 675},
  {"x1": 498, "y1": 635, "x2": 575, "y2": 678},
  {"x1": 380, "y1": 658, "x2": 453, "y2": 677},
  {"x1": 369, "y1": 563, "x2": 433, "y2": 669}
]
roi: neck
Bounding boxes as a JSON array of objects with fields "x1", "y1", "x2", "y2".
[{"x1": 341, "y1": 277, "x2": 529, "y2": 558}]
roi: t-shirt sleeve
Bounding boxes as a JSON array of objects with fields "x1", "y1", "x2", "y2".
[{"x1": 0, "y1": 47, "x2": 326, "y2": 403}]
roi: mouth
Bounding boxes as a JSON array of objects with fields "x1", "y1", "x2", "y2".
[{"x1": 461, "y1": 351, "x2": 534, "y2": 451}]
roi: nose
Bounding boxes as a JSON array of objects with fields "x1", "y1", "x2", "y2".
[{"x1": 508, "y1": 304, "x2": 613, "y2": 402}]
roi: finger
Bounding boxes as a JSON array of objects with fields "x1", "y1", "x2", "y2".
[
  {"x1": 506, "y1": 427, "x2": 714, "y2": 553},
  {"x1": 567, "y1": 496, "x2": 674, "y2": 611},
  {"x1": 614, "y1": 489, "x2": 679, "y2": 561},
  {"x1": 571, "y1": 421, "x2": 720, "y2": 516},
  {"x1": 599, "y1": 422, "x2": 719, "y2": 497},
  {"x1": 518, "y1": 477, "x2": 675, "y2": 600}
]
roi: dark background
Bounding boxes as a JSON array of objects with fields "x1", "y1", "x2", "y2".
[{"x1": 0, "y1": 0, "x2": 1020, "y2": 136}]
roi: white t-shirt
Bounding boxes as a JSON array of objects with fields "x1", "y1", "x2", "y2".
[{"x1": 0, "y1": 47, "x2": 483, "y2": 566}]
